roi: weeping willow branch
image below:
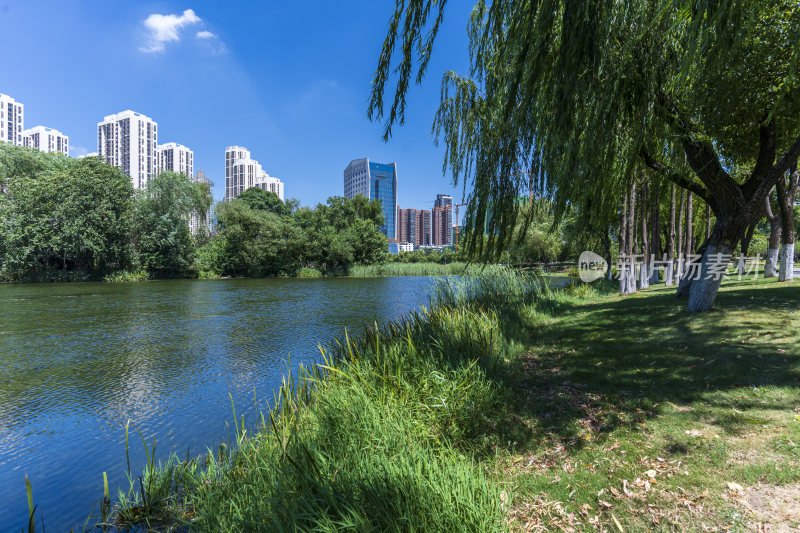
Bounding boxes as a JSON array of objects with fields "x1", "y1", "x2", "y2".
[{"x1": 369, "y1": 0, "x2": 800, "y2": 267}]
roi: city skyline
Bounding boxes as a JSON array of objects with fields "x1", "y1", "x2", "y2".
[
  {"x1": 2, "y1": 88, "x2": 464, "y2": 222},
  {"x1": 0, "y1": 1, "x2": 472, "y2": 209},
  {"x1": 4, "y1": 88, "x2": 459, "y2": 239}
]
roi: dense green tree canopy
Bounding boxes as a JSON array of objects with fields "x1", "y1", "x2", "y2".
[
  {"x1": 236, "y1": 187, "x2": 291, "y2": 217},
  {"x1": 317, "y1": 194, "x2": 385, "y2": 231},
  {"x1": 203, "y1": 193, "x2": 388, "y2": 277},
  {"x1": 292, "y1": 195, "x2": 387, "y2": 274},
  {"x1": 0, "y1": 145, "x2": 133, "y2": 279},
  {"x1": 132, "y1": 171, "x2": 210, "y2": 278},
  {"x1": 213, "y1": 200, "x2": 305, "y2": 277}
]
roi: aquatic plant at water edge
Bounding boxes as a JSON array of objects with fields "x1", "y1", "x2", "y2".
[{"x1": 101, "y1": 269, "x2": 551, "y2": 531}]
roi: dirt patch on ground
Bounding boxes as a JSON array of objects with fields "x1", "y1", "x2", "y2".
[
  {"x1": 506, "y1": 487, "x2": 723, "y2": 532},
  {"x1": 740, "y1": 484, "x2": 800, "y2": 532}
]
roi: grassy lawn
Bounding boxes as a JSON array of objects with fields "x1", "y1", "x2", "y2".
[
  {"x1": 107, "y1": 272, "x2": 799, "y2": 532},
  {"x1": 498, "y1": 277, "x2": 800, "y2": 531}
]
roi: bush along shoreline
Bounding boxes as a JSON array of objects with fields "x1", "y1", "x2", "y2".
[
  {"x1": 101, "y1": 261, "x2": 485, "y2": 282},
  {"x1": 347, "y1": 262, "x2": 488, "y2": 277},
  {"x1": 61, "y1": 269, "x2": 548, "y2": 531}
]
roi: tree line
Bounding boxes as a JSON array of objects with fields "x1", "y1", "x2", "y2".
[{"x1": 0, "y1": 144, "x2": 387, "y2": 281}]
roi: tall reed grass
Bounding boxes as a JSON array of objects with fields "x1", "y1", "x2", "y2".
[
  {"x1": 348, "y1": 261, "x2": 496, "y2": 277},
  {"x1": 85, "y1": 268, "x2": 552, "y2": 531},
  {"x1": 430, "y1": 267, "x2": 551, "y2": 310}
]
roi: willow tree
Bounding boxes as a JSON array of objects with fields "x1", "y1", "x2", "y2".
[{"x1": 369, "y1": 0, "x2": 800, "y2": 311}]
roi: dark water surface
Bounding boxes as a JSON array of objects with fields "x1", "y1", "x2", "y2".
[{"x1": 0, "y1": 277, "x2": 436, "y2": 531}]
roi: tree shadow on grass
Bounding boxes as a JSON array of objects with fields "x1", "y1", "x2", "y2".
[{"x1": 464, "y1": 281, "x2": 800, "y2": 457}]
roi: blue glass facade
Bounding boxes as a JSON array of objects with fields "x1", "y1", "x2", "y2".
[{"x1": 369, "y1": 162, "x2": 397, "y2": 240}]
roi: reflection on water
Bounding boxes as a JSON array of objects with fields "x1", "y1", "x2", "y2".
[{"x1": 0, "y1": 277, "x2": 434, "y2": 532}]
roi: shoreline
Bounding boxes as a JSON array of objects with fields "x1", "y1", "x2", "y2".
[{"x1": 0, "y1": 261, "x2": 503, "y2": 284}]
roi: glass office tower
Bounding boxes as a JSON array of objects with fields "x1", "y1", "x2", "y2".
[{"x1": 343, "y1": 158, "x2": 398, "y2": 241}]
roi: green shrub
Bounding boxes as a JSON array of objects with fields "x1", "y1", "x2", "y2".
[
  {"x1": 748, "y1": 234, "x2": 769, "y2": 258},
  {"x1": 297, "y1": 267, "x2": 323, "y2": 278},
  {"x1": 104, "y1": 270, "x2": 148, "y2": 282}
]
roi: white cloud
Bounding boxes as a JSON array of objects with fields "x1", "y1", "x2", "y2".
[
  {"x1": 195, "y1": 30, "x2": 226, "y2": 54},
  {"x1": 69, "y1": 146, "x2": 88, "y2": 158},
  {"x1": 140, "y1": 9, "x2": 201, "y2": 53}
]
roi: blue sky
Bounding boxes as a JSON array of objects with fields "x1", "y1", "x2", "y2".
[{"x1": 0, "y1": 1, "x2": 474, "y2": 211}]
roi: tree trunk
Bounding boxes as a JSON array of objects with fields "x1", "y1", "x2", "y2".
[
  {"x1": 764, "y1": 188, "x2": 782, "y2": 278},
  {"x1": 738, "y1": 221, "x2": 758, "y2": 276},
  {"x1": 765, "y1": 246, "x2": 781, "y2": 278},
  {"x1": 634, "y1": 189, "x2": 641, "y2": 289},
  {"x1": 684, "y1": 191, "x2": 693, "y2": 260},
  {"x1": 686, "y1": 242, "x2": 730, "y2": 311},
  {"x1": 624, "y1": 182, "x2": 637, "y2": 294},
  {"x1": 619, "y1": 191, "x2": 629, "y2": 293},
  {"x1": 779, "y1": 243, "x2": 795, "y2": 281},
  {"x1": 675, "y1": 189, "x2": 685, "y2": 284},
  {"x1": 684, "y1": 207, "x2": 748, "y2": 311},
  {"x1": 676, "y1": 191, "x2": 695, "y2": 297},
  {"x1": 640, "y1": 183, "x2": 650, "y2": 289},
  {"x1": 679, "y1": 191, "x2": 697, "y2": 287},
  {"x1": 776, "y1": 165, "x2": 799, "y2": 282},
  {"x1": 649, "y1": 182, "x2": 661, "y2": 284},
  {"x1": 705, "y1": 202, "x2": 711, "y2": 240},
  {"x1": 665, "y1": 184, "x2": 676, "y2": 286}
]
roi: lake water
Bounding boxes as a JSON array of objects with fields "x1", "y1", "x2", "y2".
[{"x1": 0, "y1": 277, "x2": 437, "y2": 532}]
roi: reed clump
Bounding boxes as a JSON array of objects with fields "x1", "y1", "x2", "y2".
[{"x1": 347, "y1": 261, "x2": 498, "y2": 277}]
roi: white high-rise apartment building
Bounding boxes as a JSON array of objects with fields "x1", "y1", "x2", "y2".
[
  {"x1": 22, "y1": 126, "x2": 69, "y2": 156},
  {"x1": 0, "y1": 93, "x2": 24, "y2": 146},
  {"x1": 158, "y1": 142, "x2": 193, "y2": 177},
  {"x1": 224, "y1": 146, "x2": 284, "y2": 201},
  {"x1": 97, "y1": 110, "x2": 158, "y2": 189}
]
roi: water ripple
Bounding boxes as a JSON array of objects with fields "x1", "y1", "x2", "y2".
[{"x1": 0, "y1": 277, "x2": 433, "y2": 532}]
